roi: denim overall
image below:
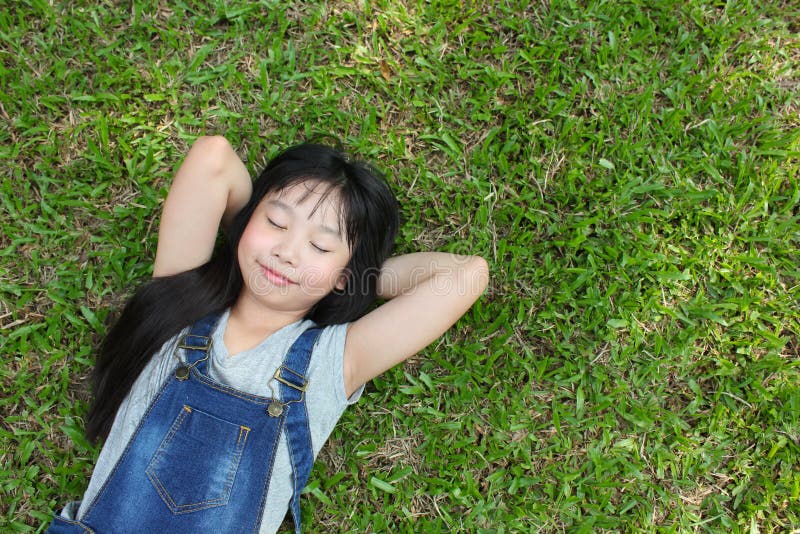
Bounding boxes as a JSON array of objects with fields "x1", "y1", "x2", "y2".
[{"x1": 47, "y1": 313, "x2": 321, "y2": 534}]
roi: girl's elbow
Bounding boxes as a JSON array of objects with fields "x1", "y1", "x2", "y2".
[
  {"x1": 190, "y1": 136, "x2": 236, "y2": 172},
  {"x1": 192, "y1": 134, "x2": 233, "y2": 152},
  {"x1": 463, "y1": 255, "x2": 490, "y2": 296},
  {"x1": 475, "y1": 256, "x2": 490, "y2": 291}
]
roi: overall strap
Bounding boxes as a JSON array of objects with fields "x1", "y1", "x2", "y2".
[
  {"x1": 179, "y1": 313, "x2": 219, "y2": 370},
  {"x1": 276, "y1": 327, "x2": 323, "y2": 534}
]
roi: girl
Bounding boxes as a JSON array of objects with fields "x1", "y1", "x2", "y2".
[{"x1": 47, "y1": 136, "x2": 489, "y2": 533}]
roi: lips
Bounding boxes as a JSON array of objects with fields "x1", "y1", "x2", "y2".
[{"x1": 260, "y1": 265, "x2": 297, "y2": 287}]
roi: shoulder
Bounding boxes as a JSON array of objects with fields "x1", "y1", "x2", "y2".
[
  {"x1": 304, "y1": 322, "x2": 359, "y2": 405},
  {"x1": 306, "y1": 322, "x2": 348, "y2": 361}
]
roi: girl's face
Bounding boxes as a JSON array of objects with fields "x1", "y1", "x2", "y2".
[{"x1": 237, "y1": 180, "x2": 352, "y2": 316}]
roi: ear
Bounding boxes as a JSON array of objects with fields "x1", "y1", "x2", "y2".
[{"x1": 334, "y1": 269, "x2": 350, "y2": 291}]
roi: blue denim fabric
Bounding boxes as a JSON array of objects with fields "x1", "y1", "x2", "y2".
[
  {"x1": 277, "y1": 330, "x2": 317, "y2": 533},
  {"x1": 46, "y1": 314, "x2": 321, "y2": 534}
]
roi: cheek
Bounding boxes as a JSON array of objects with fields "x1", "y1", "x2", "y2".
[
  {"x1": 306, "y1": 257, "x2": 349, "y2": 288},
  {"x1": 237, "y1": 224, "x2": 260, "y2": 265},
  {"x1": 236, "y1": 232, "x2": 249, "y2": 262},
  {"x1": 238, "y1": 221, "x2": 263, "y2": 251}
]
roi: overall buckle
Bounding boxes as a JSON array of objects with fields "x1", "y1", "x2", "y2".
[
  {"x1": 178, "y1": 335, "x2": 213, "y2": 352},
  {"x1": 273, "y1": 366, "x2": 308, "y2": 392}
]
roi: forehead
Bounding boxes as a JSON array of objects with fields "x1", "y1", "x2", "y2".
[{"x1": 264, "y1": 180, "x2": 344, "y2": 225}]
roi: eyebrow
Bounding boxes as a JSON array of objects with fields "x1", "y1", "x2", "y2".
[{"x1": 265, "y1": 199, "x2": 343, "y2": 240}]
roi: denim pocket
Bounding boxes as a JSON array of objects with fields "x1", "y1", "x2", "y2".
[{"x1": 146, "y1": 405, "x2": 250, "y2": 514}]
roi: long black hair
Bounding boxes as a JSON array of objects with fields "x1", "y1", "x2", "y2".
[{"x1": 86, "y1": 143, "x2": 399, "y2": 443}]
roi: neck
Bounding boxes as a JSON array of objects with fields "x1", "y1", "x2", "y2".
[
  {"x1": 228, "y1": 292, "x2": 310, "y2": 356},
  {"x1": 226, "y1": 291, "x2": 306, "y2": 343}
]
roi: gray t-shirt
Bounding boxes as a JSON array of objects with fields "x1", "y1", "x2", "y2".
[{"x1": 60, "y1": 309, "x2": 361, "y2": 533}]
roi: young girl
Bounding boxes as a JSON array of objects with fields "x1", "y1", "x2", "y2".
[{"x1": 46, "y1": 136, "x2": 488, "y2": 533}]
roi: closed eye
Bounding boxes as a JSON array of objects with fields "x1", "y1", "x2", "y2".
[
  {"x1": 267, "y1": 218, "x2": 286, "y2": 230},
  {"x1": 310, "y1": 243, "x2": 330, "y2": 253}
]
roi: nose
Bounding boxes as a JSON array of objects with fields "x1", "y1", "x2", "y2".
[{"x1": 272, "y1": 234, "x2": 299, "y2": 266}]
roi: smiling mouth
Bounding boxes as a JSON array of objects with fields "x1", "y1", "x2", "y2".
[{"x1": 261, "y1": 265, "x2": 297, "y2": 286}]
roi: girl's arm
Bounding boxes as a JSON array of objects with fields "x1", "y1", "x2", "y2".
[
  {"x1": 153, "y1": 136, "x2": 252, "y2": 277},
  {"x1": 343, "y1": 252, "x2": 489, "y2": 397}
]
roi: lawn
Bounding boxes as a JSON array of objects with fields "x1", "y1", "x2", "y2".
[{"x1": 1, "y1": 0, "x2": 798, "y2": 532}]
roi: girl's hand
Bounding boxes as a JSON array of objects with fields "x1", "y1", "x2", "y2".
[
  {"x1": 343, "y1": 252, "x2": 489, "y2": 396},
  {"x1": 153, "y1": 136, "x2": 252, "y2": 277}
]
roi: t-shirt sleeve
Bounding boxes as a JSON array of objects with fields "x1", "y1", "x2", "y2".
[
  {"x1": 312, "y1": 322, "x2": 364, "y2": 407},
  {"x1": 302, "y1": 322, "x2": 362, "y2": 456}
]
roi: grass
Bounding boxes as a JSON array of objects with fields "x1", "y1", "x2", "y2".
[{"x1": 1, "y1": 0, "x2": 798, "y2": 531}]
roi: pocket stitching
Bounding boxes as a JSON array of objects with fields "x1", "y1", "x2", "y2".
[{"x1": 145, "y1": 406, "x2": 250, "y2": 514}]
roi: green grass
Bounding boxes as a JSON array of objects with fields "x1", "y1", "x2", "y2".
[{"x1": 2, "y1": 0, "x2": 798, "y2": 532}]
